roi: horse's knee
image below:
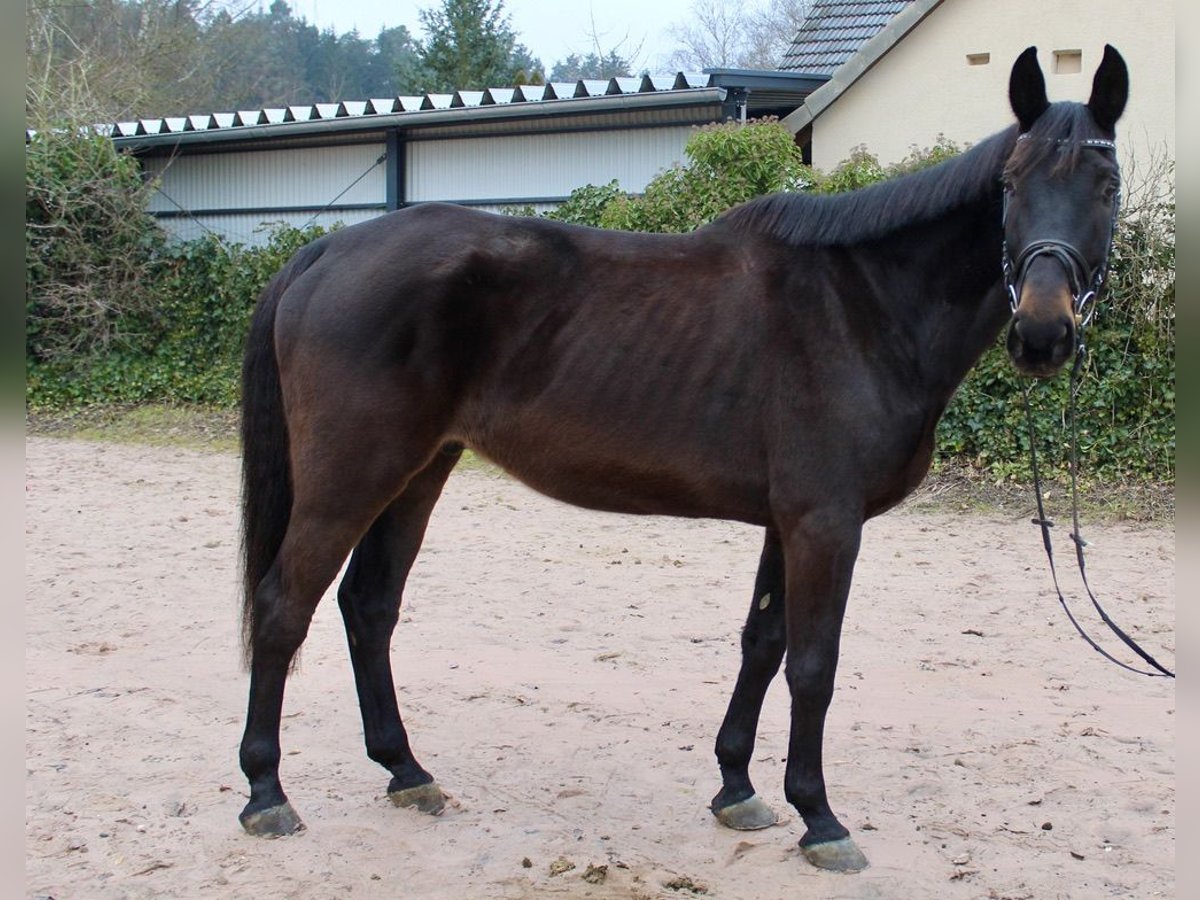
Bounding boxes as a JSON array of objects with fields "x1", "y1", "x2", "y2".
[
  {"x1": 741, "y1": 616, "x2": 785, "y2": 665},
  {"x1": 783, "y1": 654, "x2": 837, "y2": 710}
]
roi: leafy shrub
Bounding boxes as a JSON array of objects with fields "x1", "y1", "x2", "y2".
[
  {"x1": 543, "y1": 181, "x2": 625, "y2": 227},
  {"x1": 584, "y1": 118, "x2": 812, "y2": 233},
  {"x1": 25, "y1": 125, "x2": 165, "y2": 362},
  {"x1": 28, "y1": 222, "x2": 330, "y2": 408}
]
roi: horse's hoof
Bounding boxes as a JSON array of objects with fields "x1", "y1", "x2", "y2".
[
  {"x1": 711, "y1": 794, "x2": 779, "y2": 830},
  {"x1": 240, "y1": 801, "x2": 306, "y2": 837},
  {"x1": 800, "y1": 836, "x2": 869, "y2": 872},
  {"x1": 388, "y1": 781, "x2": 446, "y2": 815}
]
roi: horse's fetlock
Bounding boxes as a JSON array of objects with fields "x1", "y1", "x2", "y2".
[{"x1": 240, "y1": 738, "x2": 282, "y2": 778}]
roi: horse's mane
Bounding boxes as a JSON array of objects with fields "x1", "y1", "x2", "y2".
[
  {"x1": 715, "y1": 126, "x2": 1017, "y2": 247},
  {"x1": 714, "y1": 103, "x2": 1105, "y2": 248}
]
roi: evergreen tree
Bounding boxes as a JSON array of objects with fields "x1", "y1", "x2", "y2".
[
  {"x1": 549, "y1": 50, "x2": 632, "y2": 82},
  {"x1": 372, "y1": 25, "x2": 428, "y2": 95},
  {"x1": 417, "y1": 0, "x2": 542, "y2": 91},
  {"x1": 509, "y1": 42, "x2": 545, "y2": 85}
]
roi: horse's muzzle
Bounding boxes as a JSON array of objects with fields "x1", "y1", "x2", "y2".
[{"x1": 1006, "y1": 306, "x2": 1076, "y2": 377}]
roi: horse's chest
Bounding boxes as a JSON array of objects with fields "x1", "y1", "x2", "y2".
[{"x1": 862, "y1": 412, "x2": 939, "y2": 517}]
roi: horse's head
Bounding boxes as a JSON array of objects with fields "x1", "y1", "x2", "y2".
[{"x1": 1002, "y1": 45, "x2": 1127, "y2": 377}]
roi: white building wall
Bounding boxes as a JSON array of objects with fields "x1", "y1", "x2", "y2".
[
  {"x1": 143, "y1": 143, "x2": 388, "y2": 246},
  {"x1": 141, "y1": 125, "x2": 701, "y2": 245},
  {"x1": 809, "y1": 0, "x2": 1174, "y2": 177},
  {"x1": 151, "y1": 208, "x2": 384, "y2": 246},
  {"x1": 144, "y1": 143, "x2": 388, "y2": 212},
  {"x1": 406, "y1": 126, "x2": 696, "y2": 203}
]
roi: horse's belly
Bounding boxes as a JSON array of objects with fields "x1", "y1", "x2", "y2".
[{"x1": 461, "y1": 419, "x2": 771, "y2": 525}]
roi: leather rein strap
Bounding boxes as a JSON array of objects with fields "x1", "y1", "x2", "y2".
[{"x1": 1022, "y1": 365, "x2": 1174, "y2": 678}]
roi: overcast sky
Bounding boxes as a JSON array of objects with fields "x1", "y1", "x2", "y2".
[{"x1": 283, "y1": 0, "x2": 698, "y2": 73}]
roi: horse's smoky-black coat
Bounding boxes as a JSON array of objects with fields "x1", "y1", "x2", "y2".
[{"x1": 237, "y1": 46, "x2": 1128, "y2": 872}]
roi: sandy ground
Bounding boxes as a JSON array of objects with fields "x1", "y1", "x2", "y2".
[{"x1": 25, "y1": 437, "x2": 1174, "y2": 899}]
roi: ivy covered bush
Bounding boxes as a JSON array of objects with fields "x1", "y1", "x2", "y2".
[{"x1": 27, "y1": 207, "x2": 328, "y2": 408}]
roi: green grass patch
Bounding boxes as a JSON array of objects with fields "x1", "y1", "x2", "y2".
[
  {"x1": 26, "y1": 402, "x2": 506, "y2": 477},
  {"x1": 27, "y1": 403, "x2": 240, "y2": 453}
]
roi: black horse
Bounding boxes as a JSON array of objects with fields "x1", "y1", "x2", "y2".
[{"x1": 237, "y1": 46, "x2": 1128, "y2": 872}]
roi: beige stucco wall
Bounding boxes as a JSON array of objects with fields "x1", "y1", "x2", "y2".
[{"x1": 804, "y1": 0, "x2": 1174, "y2": 180}]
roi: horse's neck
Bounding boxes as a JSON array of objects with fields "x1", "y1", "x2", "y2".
[{"x1": 888, "y1": 199, "x2": 1011, "y2": 403}]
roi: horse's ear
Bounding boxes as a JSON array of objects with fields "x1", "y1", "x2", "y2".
[
  {"x1": 1087, "y1": 45, "x2": 1129, "y2": 134},
  {"x1": 1009, "y1": 46, "x2": 1048, "y2": 132}
]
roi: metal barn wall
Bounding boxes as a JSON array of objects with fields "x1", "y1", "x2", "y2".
[
  {"x1": 405, "y1": 126, "x2": 696, "y2": 205},
  {"x1": 143, "y1": 143, "x2": 387, "y2": 246},
  {"x1": 108, "y1": 72, "x2": 823, "y2": 247},
  {"x1": 144, "y1": 126, "x2": 697, "y2": 245},
  {"x1": 147, "y1": 208, "x2": 385, "y2": 245}
]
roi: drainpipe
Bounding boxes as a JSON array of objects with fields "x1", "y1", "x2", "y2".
[{"x1": 386, "y1": 130, "x2": 402, "y2": 211}]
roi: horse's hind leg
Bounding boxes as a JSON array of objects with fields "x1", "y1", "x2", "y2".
[
  {"x1": 336, "y1": 445, "x2": 461, "y2": 814},
  {"x1": 711, "y1": 528, "x2": 787, "y2": 830},
  {"x1": 239, "y1": 504, "x2": 382, "y2": 836},
  {"x1": 239, "y1": 435, "x2": 439, "y2": 836}
]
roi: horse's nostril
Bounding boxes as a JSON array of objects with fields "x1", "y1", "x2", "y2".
[{"x1": 1014, "y1": 315, "x2": 1070, "y2": 352}]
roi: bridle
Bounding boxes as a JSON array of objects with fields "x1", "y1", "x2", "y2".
[
  {"x1": 1001, "y1": 136, "x2": 1174, "y2": 679},
  {"x1": 1001, "y1": 136, "x2": 1121, "y2": 329}
]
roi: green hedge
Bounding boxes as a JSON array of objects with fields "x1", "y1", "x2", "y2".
[
  {"x1": 27, "y1": 224, "x2": 329, "y2": 407},
  {"x1": 26, "y1": 121, "x2": 1173, "y2": 482}
]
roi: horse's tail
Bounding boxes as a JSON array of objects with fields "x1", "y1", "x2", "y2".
[{"x1": 240, "y1": 239, "x2": 326, "y2": 667}]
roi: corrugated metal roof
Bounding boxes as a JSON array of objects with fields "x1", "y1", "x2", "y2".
[
  {"x1": 92, "y1": 80, "x2": 668, "y2": 139},
  {"x1": 83, "y1": 70, "x2": 825, "y2": 152},
  {"x1": 780, "y1": 1, "x2": 914, "y2": 75}
]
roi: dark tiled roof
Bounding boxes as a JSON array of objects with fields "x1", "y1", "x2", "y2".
[{"x1": 780, "y1": 1, "x2": 913, "y2": 75}]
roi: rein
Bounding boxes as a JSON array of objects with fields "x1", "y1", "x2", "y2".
[
  {"x1": 1020, "y1": 352, "x2": 1174, "y2": 678},
  {"x1": 1006, "y1": 135, "x2": 1173, "y2": 678}
]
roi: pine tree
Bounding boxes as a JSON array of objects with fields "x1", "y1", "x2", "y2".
[
  {"x1": 417, "y1": 0, "x2": 541, "y2": 91},
  {"x1": 549, "y1": 51, "x2": 632, "y2": 82}
]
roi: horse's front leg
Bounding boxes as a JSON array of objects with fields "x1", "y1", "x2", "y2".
[
  {"x1": 779, "y1": 510, "x2": 868, "y2": 872},
  {"x1": 710, "y1": 528, "x2": 787, "y2": 830}
]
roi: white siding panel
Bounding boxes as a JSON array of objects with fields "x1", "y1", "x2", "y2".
[
  {"x1": 155, "y1": 208, "x2": 383, "y2": 247},
  {"x1": 406, "y1": 127, "x2": 694, "y2": 203},
  {"x1": 144, "y1": 143, "x2": 387, "y2": 214}
]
